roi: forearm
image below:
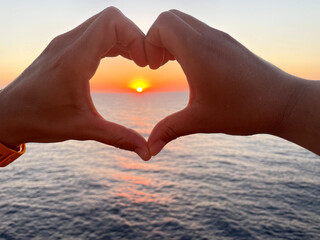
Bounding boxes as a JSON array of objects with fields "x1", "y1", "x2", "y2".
[{"x1": 274, "y1": 77, "x2": 320, "y2": 155}]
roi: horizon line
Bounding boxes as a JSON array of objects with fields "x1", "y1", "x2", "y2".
[{"x1": 91, "y1": 89, "x2": 189, "y2": 94}]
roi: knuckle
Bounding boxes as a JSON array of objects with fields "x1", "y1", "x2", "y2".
[
  {"x1": 161, "y1": 124, "x2": 179, "y2": 143},
  {"x1": 221, "y1": 31, "x2": 231, "y2": 40},
  {"x1": 99, "y1": 6, "x2": 125, "y2": 29},
  {"x1": 41, "y1": 36, "x2": 73, "y2": 71},
  {"x1": 168, "y1": 9, "x2": 180, "y2": 14},
  {"x1": 48, "y1": 48, "x2": 73, "y2": 75},
  {"x1": 107, "y1": 127, "x2": 138, "y2": 151},
  {"x1": 156, "y1": 11, "x2": 174, "y2": 24},
  {"x1": 219, "y1": 30, "x2": 237, "y2": 45},
  {"x1": 43, "y1": 33, "x2": 72, "y2": 58},
  {"x1": 112, "y1": 135, "x2": 133, "y2": 151},
  {"x1": 102, "y1": 6, "x2": 122, "y2": 19},
  {"x1": 48, "y1": 34, "x2": 64, "y2": 49},
  {"x1": 148, "y1": 11, "x2": 176, "y2": 36}
]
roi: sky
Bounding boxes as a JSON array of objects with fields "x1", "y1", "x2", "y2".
[{"x1": 0, "y1": 0, "x2": 319, "y2": 92}]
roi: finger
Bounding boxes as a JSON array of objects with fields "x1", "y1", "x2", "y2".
[
  {"x1": 106, "y1": 47, "x2": 132, "y2": 60},
  {"x1": 76, "y1": 7, "x2": 147, "y2": 67},
  {"x1": 145, "y1": 44, "x2": 175, "y2": 69},
  {"x1": 119, "y1": 51, "x2": 132, "y2": 61},
  {"x1": 145, "y1": 43, "x2": 166, "y2": 70},
  {"x1": 87, "y1": 116, "x2": 151, "y2": 161},
  {"x1": 145, "y1": 11, "x2": 199, "y2": 69},
  {"x1": 148, "y1": 107, "x2": 196, "y2": 156},
  {"x1": 167, "y1": 51, "x2": 175, "y2": 61},
  {"x1": 162, "y1": 51, "x2": 175, "y2": 66}
]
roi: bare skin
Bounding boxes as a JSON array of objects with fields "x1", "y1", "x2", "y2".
[
  {"x1": 146, "y1": 10, "x2": 320, "y2": 157},
  {"x1": 0, "y1": 7, "x2": 151, "y2": 161},
  {"x1": 1, "y1": 8, "x2": 319, "y2": 163}
]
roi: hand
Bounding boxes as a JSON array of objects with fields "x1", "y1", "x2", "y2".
[
  {"x1": 145, "y1": 10, "x2": 303, "y2": 156},
  {"x1": 0, "y1": 7, "x2": 151, "y2": 160}
]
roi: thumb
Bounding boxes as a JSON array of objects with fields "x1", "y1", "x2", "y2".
[
  {"x1": 148, "y1": 107, "x2": 196, "y2": 156},
  {"x1": 86, "y1": 116, "x2": 151, "y2": 161}
]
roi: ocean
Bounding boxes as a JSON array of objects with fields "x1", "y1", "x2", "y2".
[{"x1": 1, "y1": 92, "x2": 319, "y2": 240}]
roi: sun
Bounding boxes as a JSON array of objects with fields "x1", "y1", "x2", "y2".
[
  {"x1": 136, "y1": 86, "x2": 143, "y2": 93},
  {"x1": 129, "y1": 77, "x2": 150, "y2": 93}
]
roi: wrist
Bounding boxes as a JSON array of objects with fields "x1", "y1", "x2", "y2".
[
  {"x1": 246, "y1": 65, "x2": 304, "y2": 137},
  {"x1": 0, "y1": 137, "x2": 24, "y2": 151},
  {"x1": 272, "y1": 77, "x2": 320, "y2": 155},
  {"x1": 0, "y1": 88, "x2": 25, "y2": 149},
  {"x1": 269, "y1": 74, "x2": 308, "y2": 137}
]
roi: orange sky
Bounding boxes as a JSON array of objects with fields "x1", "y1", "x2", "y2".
[{"x1": 90, "y1": 57, "x2": 188, "y2": 93}]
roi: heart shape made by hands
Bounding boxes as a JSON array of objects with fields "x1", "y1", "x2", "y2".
[{"x1": 3, "y1": 7, "x2": 282, "y2": 162}]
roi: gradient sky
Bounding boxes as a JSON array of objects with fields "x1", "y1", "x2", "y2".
[{"x1": 0, "y1": 0, "x2": 319, "y2": 92}]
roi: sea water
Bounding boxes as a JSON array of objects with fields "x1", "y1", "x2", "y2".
[{"x1": 1, "y1": 92, "x2": 319, "y2": 239}]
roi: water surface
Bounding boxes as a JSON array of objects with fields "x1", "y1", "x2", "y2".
[{"x1": 1, "y1": 92, "x2": 319, "y2": 239}]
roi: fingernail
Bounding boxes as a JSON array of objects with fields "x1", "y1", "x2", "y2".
[
  {"x1": 135, "y1": 148, "x2": 151, "y2": 161},
  {"x1": 149, "y1": 140, "x2": 166, "y2": 157}
]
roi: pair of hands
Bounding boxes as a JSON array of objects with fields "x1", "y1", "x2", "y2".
[{"x1": 0, "y1": 7, "x2": 313, "y2": 161}]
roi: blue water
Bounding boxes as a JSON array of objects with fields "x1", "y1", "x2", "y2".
[{"x1": 1, "y1": 92, "x2": 319, "y2": 240}]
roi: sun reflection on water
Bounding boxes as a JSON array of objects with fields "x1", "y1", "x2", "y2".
[
  {"x1": 110, "y1": 156, "x2": 172, "y2": 204},
  {"x1": 112, "y1": 173, "x2": 151, "y2": 186}
]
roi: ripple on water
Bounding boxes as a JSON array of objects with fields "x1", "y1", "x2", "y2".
[{"x1": 1, "y1": 93, "x2": 319, "y2": 239}]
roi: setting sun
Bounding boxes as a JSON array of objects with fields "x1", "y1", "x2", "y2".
[
  {"x1": 136, "y1": 86, "x2": 143, "y2": 93},
  {"x1": 129, "y1": 77, "x2": 150, "y2": 93}
]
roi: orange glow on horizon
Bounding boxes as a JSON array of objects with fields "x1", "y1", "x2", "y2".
[
  {"x1": 88, "y1": 58, "x2": 189, "y2": 93},
  {"x1": 128, "y1": 77, "x2": 150, "y2": 93}
]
